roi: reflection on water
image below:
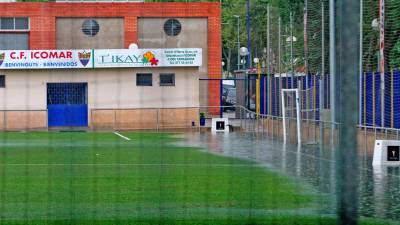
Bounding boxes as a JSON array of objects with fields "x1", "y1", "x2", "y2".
[{"x1": 177, "y1": 132, "x2": 400, "y2": 220}]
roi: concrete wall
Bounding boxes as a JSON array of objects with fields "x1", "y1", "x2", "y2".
[
  {"x1": 0, "y1": 111, "x2": 47, "y2": 130},
  {"x1": 0, "y1": 68, "x2": 200, "y2": 129},
  {"x1": 91, "y1": 107, "x2": 199, "y2": 130},
  {"x1": 0, "y1": 68, "x2": 199, "y2": 109},
  {"x1": 138, "y1": 18, "x2": 208, "y2": 107},
  {"x1": 56, "y1": 18, "x2": 124, "y2": 49}
]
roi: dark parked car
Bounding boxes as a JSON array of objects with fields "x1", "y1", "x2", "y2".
[{"x1": 222, "y1": 88, "x2": 236, "y2": 112}]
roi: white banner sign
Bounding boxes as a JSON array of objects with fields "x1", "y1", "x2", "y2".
[
  {"x1": 0, "y1": 48, "x2": 202, "y2": 69},
  {"x1": 0, "y1": 50, "x2": 93, "y2": 69},
  {"x1": 94, "y1": 49, "x2": 202, "y2": 68}
]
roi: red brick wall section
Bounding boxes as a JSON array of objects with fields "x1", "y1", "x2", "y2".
[
  {"x1": 29, "y1": 16, "x2": 56, "y2": 49},
  {"x1": 124, "y1": 16, "x2": 137, "y2": 48},
  {"x1": 0, "y1": 2, "x2": 222, "y2": 108}
]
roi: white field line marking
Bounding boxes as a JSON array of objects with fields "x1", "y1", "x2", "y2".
[
  {"x1": 0, "y1": 163, "x2": 261, "y2": 167},
  {"x1": 113, "y1": 132, "x2": 131, "y2": 141}
]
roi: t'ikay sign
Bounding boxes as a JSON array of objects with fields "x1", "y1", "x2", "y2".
[
  {"x1": 0, "y1": 48, "x2": 202, "y2": 69},
  {"x1": 95, "y1": 49, "x2": 202, "y2": 68}
]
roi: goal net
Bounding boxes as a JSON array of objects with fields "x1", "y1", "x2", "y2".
[
  {"x1": 299, "y1": 86, "x2": 319, "y2": 121},
  {"x1": 281, "y1": 88, "x2": 301, "y2": 144}
]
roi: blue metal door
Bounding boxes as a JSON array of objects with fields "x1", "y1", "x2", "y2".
[{"x1": 47, "y1": 83, "x2": 88, "y2": 127}]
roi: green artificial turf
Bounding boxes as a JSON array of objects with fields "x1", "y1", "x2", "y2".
[{"x1": 0, "y1": 132, "x2": 394, "y2": 225}]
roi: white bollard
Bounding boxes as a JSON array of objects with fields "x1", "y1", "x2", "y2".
[
  {"x1": 211, "y1": 118, "x2": 229, "y2": 134},
  {"x1": 372, "y1": 140, "x2": 400, "y2": 166}
]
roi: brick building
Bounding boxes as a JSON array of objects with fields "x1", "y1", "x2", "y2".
[{"x1": 0, "y1": 1, "x2": 221, "y2": 130}]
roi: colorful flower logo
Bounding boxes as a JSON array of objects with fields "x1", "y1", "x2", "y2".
[
  {"x1": 142, "y1": 51, "x2": 159, "y2": 66},
  {"x1": 0, "y1": 53, "x2": 4, "y2": 67},
  {"x1": 78, "y1": 51, "x2": 91, "y2": 67}
]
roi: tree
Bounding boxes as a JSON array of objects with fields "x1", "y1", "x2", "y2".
[{"x1": 221, "y1": 0, "x2": 247, "y2": 76}]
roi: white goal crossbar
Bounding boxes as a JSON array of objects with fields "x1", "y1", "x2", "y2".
[{"x1": 281, "y1": 88, "x2": 302, "y2": 144}]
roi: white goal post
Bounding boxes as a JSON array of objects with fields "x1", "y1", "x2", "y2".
[{"x1": 281, "y1": 88, "x2": 302, "y2": 144}]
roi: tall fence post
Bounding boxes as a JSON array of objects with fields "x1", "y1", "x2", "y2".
[
  {"x1": 319, "y1": 79, "x2": 323, "y2": 144},
  {"x1": 4, "y1": 111, "x2": 6, "y2": 131},
  {"x1": 391, "y1": 70, "x2": 394, "y2": 128},
  {"x1": 373, "y1": 73, "x2": 376, "y2": 127},
  {"x1": 156, "y1": 108, "x2": 160, "y2": 132},
  {"x1": 329, "y1": 0, "x2": 336, "y2": 147},
  {"x1": 269, "y1": 76, "x2": 272, "y2": 117},
  {"x1": 113, "y1": 109, "x2": 117, "y2": 131},
  {"x1": 359, "y1": 0, "x2": 363, "y2": 127},
  {"x1": 379, "y1": 0, "x2": 385, "y2": 129},
  {"x1": 46, "y1": 109, "x2": 49, "y2": 131},
  {"x1": 282, "y1": 89, "x2": 286, "y2": 143},
  {"x1": 363, "y1": 72, "x2": 366, "y2": 126}
]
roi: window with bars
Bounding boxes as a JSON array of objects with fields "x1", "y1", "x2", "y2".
[
  {"x1": 159, "y1": 73, "x2": 175, "y2": 86},
  {"x1": 136, "y1": 73, "x2": 153, "y2": 86},
  {"x1": 0, "y1": 75, "x2": 5, "y2": 88},
  {"x1": 47, "y1": 83, "x2": 87, "y2": 105}
]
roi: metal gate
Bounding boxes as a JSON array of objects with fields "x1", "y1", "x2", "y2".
[{"x1": 47, "y1": 83, "x2": 88, "y2": 127}]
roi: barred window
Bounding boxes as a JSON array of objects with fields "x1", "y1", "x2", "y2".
[
  {"x1": 0, "y1": 75, "x2": 5, "y2": 88},
  {"x1": 136, "y1": 73, "x2": 152, "y2": 86},
  {"x1": 159, "y1": 73, "x2": 175, "y2": 86}
]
